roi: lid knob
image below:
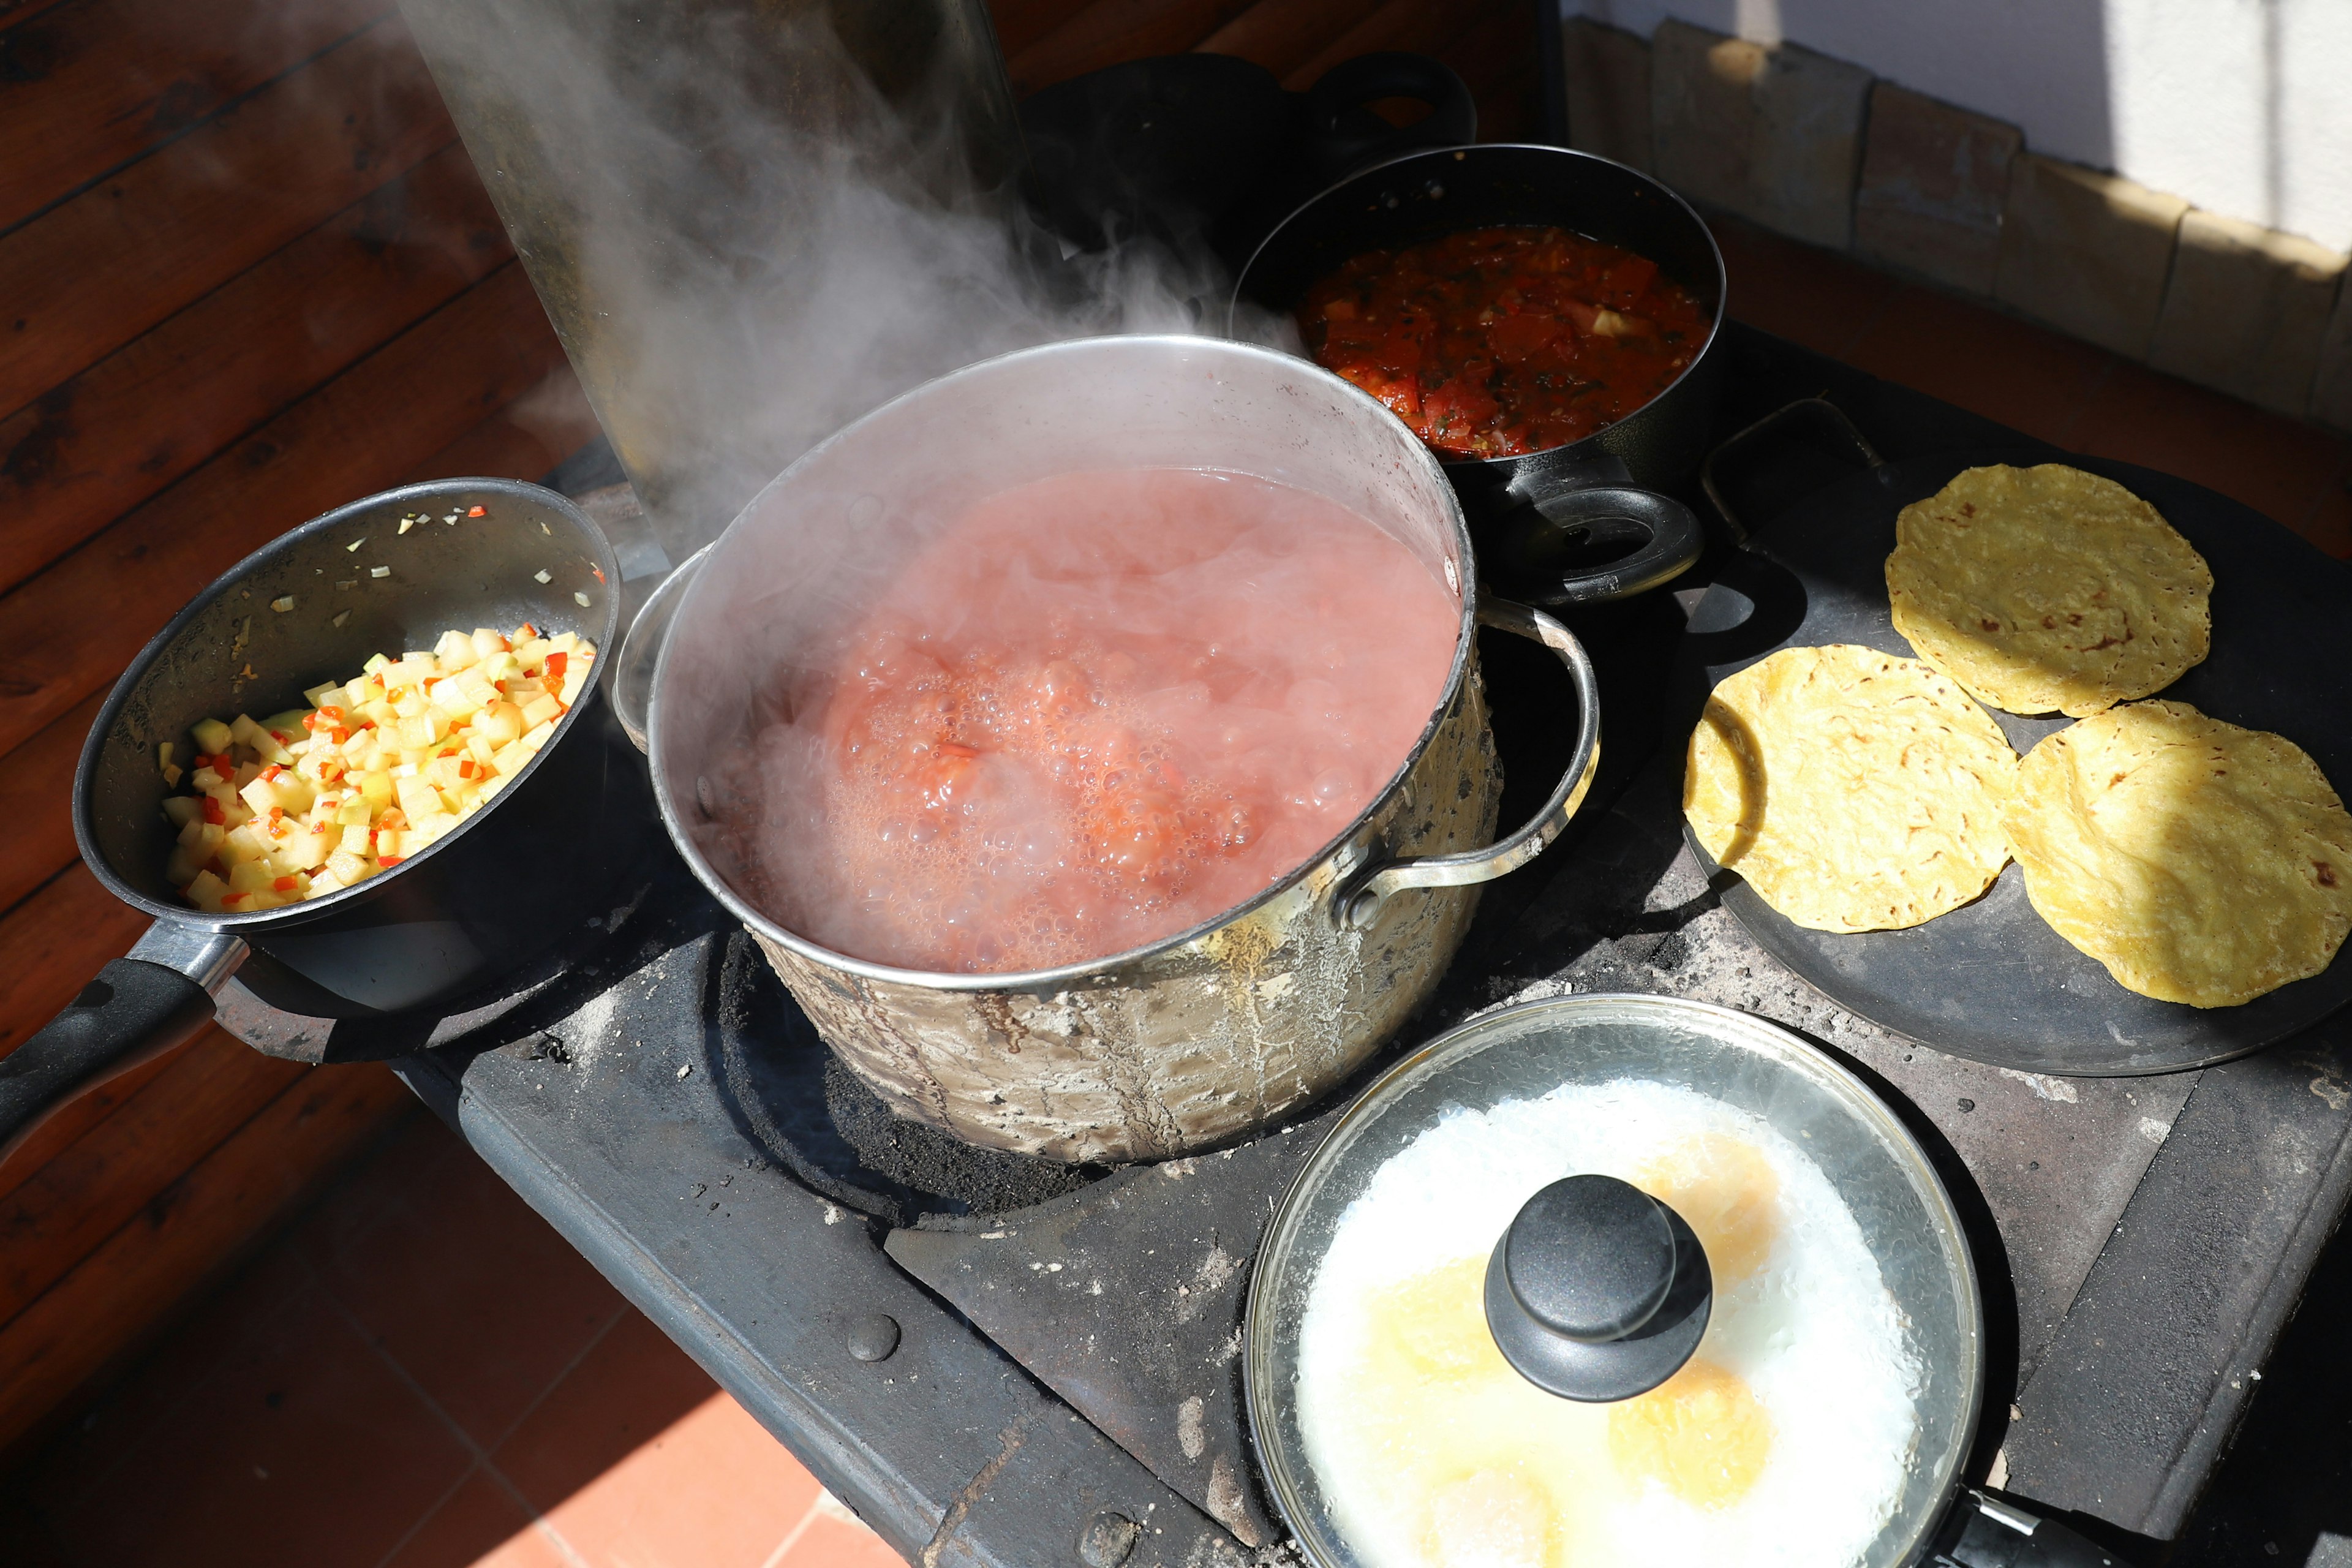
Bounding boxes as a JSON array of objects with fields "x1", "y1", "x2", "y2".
[{"x1": 1483, "y1": 1174, "x2": 1713, "y2": 1402}]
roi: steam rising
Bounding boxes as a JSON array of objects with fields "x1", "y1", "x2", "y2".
[{"x1": 399, "y1": 0, "x2": 1292, "y2": 560}]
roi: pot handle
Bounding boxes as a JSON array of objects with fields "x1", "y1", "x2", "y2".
[
  {"x1": 1298, "y1": 53, "x2": 1477, "y2": 184},
  {"x1": 1336, "y1": 598, "x2": 1600, "y2": 929},
  {"x1": 0, "y1": 924, "x2": 247, "y2": 1164},
  {"x1": 1931, "y1": 1489, "x2": 2133, "y2": 1567},
  {"x1": 612, "y1": 541, "x2": 713, "y2": 756},
  {"x1": 1488, "y1": 484, "x2": 1706, "y2": 607}
]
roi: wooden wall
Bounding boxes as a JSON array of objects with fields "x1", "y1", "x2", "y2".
[{"x1": 0, "y1": 0, "x2": 1534, "y2": 1458}]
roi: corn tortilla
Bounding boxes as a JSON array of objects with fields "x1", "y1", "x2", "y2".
[
  {"x1": 1887, "y1": 464, "x2": 2212, "y2": 718},
  {"x1": 2004, "y1": 701, "x2": 2352, "y2": 1007},
  {"x1": 1684, "y1": 645, "x2": 2018, "y2": 933}
]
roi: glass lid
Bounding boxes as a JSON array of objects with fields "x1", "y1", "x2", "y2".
[{"x1": 1245, "y1": 993, "x2": 1980, "y2": 1568}]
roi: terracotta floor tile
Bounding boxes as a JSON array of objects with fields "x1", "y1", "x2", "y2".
[
  {"x1": 27, "y1": 1235, "x2": 320, "y2": 1514},
  {"x1": 1713, "y1": 215, "x2": 1901, "y2": 362},
  {"x1": 489, "y1": 1308, "x2": 727, "y2": 1520},
  {"x1": 1842, "y1": 284, "x2": 2121, "y2": 450},
  {"x1": 34, "y1": 1276, "x2": 474, "y2": 1568},
  {"x1": 531, "y1": 1390, "x2": 823, "y2": 1568},
  {"x1": 2067, "y1": 360, "x2": 2352, "y2": 532},
  {"x1": 307, "y1": 1121, "x2": 629, "y2": 1450},
  {"x1": 774, "y1": 1500, "x2": 907, "y2": 1567},
  {"x1": 285, "y1": 1106, "x2": 461, "y2": 1270},
  {"x1": 380, "y1": 1467, "x2": 573, "y2": 1568}
]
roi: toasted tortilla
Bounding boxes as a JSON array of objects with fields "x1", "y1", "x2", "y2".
[
  {"x1": 1887, "y1": 464, "x2": 2212, "y2": 717},
  {"x1": 2004, "y1": 700, "x2": 2352, "y2": 1007},
  {"x1": 1684, "y1": 645, "x2": 2018, "y2": 932}
]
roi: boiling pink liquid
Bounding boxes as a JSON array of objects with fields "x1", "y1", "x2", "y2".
[{"x1": 750, "y1": 468, "x2": 1460, "y2": 973}]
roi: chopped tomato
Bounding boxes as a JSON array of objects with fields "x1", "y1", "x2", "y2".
[{"x1": 1299, "y1": 225, "x2": 1709, "y2": 458}]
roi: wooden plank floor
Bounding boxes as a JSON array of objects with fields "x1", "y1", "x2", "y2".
[
  {"x1": 0, "y1": 0, "x2": 1536, "y2": 1462},
  {"x1": 0, "y1": 0, "x2": 597, "y2": 1461}
]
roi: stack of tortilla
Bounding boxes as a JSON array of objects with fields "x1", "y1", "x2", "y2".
[{"x1": 1685, "y1": 462, "x2": 2352, "y2": 1009}]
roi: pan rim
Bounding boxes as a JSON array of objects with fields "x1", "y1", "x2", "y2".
[
  {"x1": 1226, "y1": 139, "x2": 1730, "y2": 473},
  {"x1": 72, "y1": 475, "x2": 624, "y2": 932}
]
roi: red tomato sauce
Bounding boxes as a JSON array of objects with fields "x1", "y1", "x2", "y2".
[{"x1": 1299, "y1": 225, "x2": 1711, "y2": 460}]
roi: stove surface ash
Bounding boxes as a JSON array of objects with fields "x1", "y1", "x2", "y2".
[{"x1": 709, "y1": 929, "x2": 1102, "y2": 1224}]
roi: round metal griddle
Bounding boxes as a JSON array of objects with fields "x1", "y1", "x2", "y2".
[{"x1": 1680, "y1": 445, "x2": 2352, "y2": 1075}]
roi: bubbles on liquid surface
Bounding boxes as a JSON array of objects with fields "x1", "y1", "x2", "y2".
[{"x1": 737, "y1": 468, "x2": 1460, "y2": 972}]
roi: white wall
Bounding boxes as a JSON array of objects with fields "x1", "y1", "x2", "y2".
[{"x1": 1574, "y1": 0, "x2": 2352, "y2": 252}]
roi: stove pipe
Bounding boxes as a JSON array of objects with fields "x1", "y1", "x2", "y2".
[{"x1": 397, "y1": 0, "x2": 1025, "y2": 564}]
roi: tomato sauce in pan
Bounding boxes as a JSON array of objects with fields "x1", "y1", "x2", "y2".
[{"x1": 1299, "y1": 225, "x2": 1711, "y2": 460}]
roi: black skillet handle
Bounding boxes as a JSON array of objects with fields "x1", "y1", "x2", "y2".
[
  {"x1": 1488, "y1": 484, "x2": 1706, "y2": 607},
  {"x1": 1297, "y1": 53, "x2": 1477, "y2": 189},
  {"x1": 0, "y1": 957, "x2": 221, "y2": 1161},
  {"x1": 1929, "y1": 1490, "x2": 2133, "y2": 1568}
]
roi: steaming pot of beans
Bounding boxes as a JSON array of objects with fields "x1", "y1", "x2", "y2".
[{"x1": 627, "y1": 334, "x2": 1602, "y2": 1163}]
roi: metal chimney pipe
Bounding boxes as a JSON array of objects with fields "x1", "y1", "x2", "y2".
[{"x1": 397, "y1": 0, "x2": 1025, "y2": 564}]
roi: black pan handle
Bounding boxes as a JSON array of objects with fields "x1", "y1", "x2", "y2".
[
  {"x1": 1488, "y1": 484, "x2": 1706, "y2": 606},
  {"x1": 0, "y1": 925, "x2": 246, "y2": 1163},
  {"x1": 1699, "y1": 396, "x2": 1883, "y2": 546},
  {"x1": 1930, "y1": 1490, "x2": 2133, "y2": 1568},
  {"x1": 1299, "y1": 53, "x2": 1477, "y2": 186}
]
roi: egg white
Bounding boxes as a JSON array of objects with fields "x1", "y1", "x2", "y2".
[{"x1": 1294, "y1": 1078, "x2": 1925, "y2": 1568}]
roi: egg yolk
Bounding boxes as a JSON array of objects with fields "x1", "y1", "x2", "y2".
[
  {"x1": 1607, "y1": 1358, "x2": 1774, "y2": 1508},
  {"x1": 1364, "y1": 1254, "x2": 1513, "y2": 1382},
  {"x1": 1633, "y1": 1133, "x2": 1782, "y2": 1286},
  {"x1": 1420, "y1": 1467, "x2": 1559, "y2": 1568}
]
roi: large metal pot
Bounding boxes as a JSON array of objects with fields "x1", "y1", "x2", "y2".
[{"x1": 638, "y1": 335, "x2": 1600, "y2": 1164}]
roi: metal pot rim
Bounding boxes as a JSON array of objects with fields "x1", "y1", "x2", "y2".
[
  {"x1": 646, "y1": 332, "x2": 1483, "y2": 993},
  {"x1": 1227, "y1": 140, "x2": 1730, "y2": 472},
  {"x1": 1241, "y1": 991, "x2": 1985, "y2": 1568}
]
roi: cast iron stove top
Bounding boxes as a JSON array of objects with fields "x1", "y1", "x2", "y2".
[{"x1": 263, "y1": 323, "x2": 2352, "y2": 1568}]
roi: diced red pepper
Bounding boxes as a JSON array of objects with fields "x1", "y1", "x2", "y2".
[
  {"x1": 261, "y1": 764, "x2": 284, "y2": 782},
  {"x1": 457, "y1": 760, "x2": 477, "y2": 779},
  {"x1": 268, "y1": 805, "x2": 285, "y2": 821},
  {"x1": 329, "y1": 728, "x2": 352, "y2": 744},
  {"x1": 379, "y1": 855, "x2": 405, "y2": 867},
  {"x1": 543, "y1": 652, "x2": 568, "y2": 681},
  {"x1": 517, "y1": 623, "x2": 540, "y2": 639},
  {"x1": 221, "y1": 891, "x2": 247, "y2": 905},
  {"x1": 202, "y1": 797, "x2": 225, "y2": 826},
  {"x1": 273, "y1": 875, "x2": 299, "y2": 892},
  {"x1": 467, "y1": 505, "x2": 486, "y2": 517}
]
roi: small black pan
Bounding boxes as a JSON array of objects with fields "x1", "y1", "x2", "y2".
[
  {"x1": 1232, "y1": 143, "x2": 1724, "y2": 609},
  {"x1": 0, "y1": 478, "x2": 624, "y2": 1155}
]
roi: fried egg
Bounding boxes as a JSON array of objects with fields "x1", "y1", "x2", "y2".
[{"x1": 1294, "y1": 1079, "x2": 1923, "y2": 1568}]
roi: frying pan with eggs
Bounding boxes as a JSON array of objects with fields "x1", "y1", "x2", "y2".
[{"x1": 1246, "y1": 993, "x2": 2129, "y2": 1568}]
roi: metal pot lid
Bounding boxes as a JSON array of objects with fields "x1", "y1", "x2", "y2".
[{"x1": 1245, "y1": 993, "x2": 1980, "y2": 1568}]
